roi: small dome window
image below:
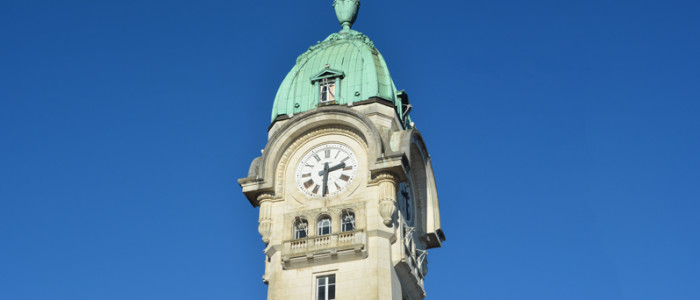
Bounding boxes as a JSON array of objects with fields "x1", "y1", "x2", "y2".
[
  {"x1": 311, "y1": 67, "x2": 345, "y2": 107},
  {"x1": 320, "y1": 78, "x2": 336, "y2": 103}
]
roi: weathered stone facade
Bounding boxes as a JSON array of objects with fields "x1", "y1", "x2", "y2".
[
  {"x1": 239, "y1": 103, "x2": 444, "y2": 299},
  {"x1": 238, "y1": 3, "x2": 445, "y2": 299}
]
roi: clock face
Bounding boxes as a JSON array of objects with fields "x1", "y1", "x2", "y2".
[
  {"x1": 295, "y1": 143, "x2": 358, "y2": 198},
  {"x1": 399, "y1": 182, "x2": 413, "y2": 224}
]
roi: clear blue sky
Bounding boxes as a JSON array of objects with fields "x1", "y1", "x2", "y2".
[{"x1": 1, "y1": 1, "x2": 699, "y2": 299}]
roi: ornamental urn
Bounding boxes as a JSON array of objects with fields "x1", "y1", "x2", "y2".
[{"x1": 333, "y1": 0, "x2": 360, "y2": 30}]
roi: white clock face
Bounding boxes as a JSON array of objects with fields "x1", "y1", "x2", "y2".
[{"x1": 295, "y1": 144, "x2": 358, "y2": 198}]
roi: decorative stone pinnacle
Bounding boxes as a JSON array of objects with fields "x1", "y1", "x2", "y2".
[{"x1": 333, "y1": 0, "x2": 360, "y2": 31}]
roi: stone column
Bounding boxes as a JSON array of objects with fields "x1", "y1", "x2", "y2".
[
  {"x1": 376, "y1": 173, "x2": 397, "y2": 226},
  {"x1": 257, "y1": 193, "x2": 274, "y2": 244}
]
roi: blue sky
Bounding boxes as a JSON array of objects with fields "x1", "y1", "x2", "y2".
[{"x1": 1, "y1": 0, "x2": 699, "y2": 299}]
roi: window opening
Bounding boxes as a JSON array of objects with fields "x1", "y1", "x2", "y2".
[
  {"x1": 294, "y1": 217, "x2": 308, "y2": 239},
  {"x1": 317, "y1": 216, "x2": 332, "y2": 236},
  {"x1": 320, "y1": 78, "x2": 336, "y2": 103},
  {"x1": 341, "y1": 210, "x2": 355, "y2": 232},
  {"x1": 316, "y1": 275, "x2": 336, "y2": 300}
]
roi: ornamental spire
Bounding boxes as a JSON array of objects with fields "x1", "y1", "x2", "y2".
[{"x1": 333, "y1": 0, "x2": 360, "y2": 31}]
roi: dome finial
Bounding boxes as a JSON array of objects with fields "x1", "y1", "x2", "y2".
[{"x1": 333, "y1": 0, "x2": 360, "y2": 31}]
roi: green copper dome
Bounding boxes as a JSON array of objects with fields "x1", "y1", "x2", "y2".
[
  {"x1": 271, "y1": 29, "x2": 405, "y2": 123},
  {"x1": 271, "y1": 1, "x2": 411, "y2": 124}
]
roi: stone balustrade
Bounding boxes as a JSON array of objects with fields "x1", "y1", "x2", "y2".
[{"x1": 282, "y1": 229, "x2": 366, "y2": 260}]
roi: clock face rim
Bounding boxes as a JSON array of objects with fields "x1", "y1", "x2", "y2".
[{"x1": 294, "y1": 143, "x2": 358, "y2": 198}]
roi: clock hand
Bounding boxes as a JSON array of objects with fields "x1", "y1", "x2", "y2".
[
  {"x1": 327, "y1": 162, "x2": 346, "y2": 173},
  {"x1": 318, "y1": 163, "x2": 345, "y2": 175},
  {"x1": 321, "y1": 162, "x2": 329, "y2": 196},
  {"x1": 317, "y1": 162, "x2": 346, "y2": 196}
]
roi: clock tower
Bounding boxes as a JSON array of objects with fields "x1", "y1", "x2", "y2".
[{"x1": 238, "y1": 2, "x2": 445, "y2": 299}]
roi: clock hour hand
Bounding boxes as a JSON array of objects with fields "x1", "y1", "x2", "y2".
[
  {"x1": 327, "y1": 162, "x2": 346, "y2": 173},
  {"x1": 318, "y1": 162, "x2": 345, "y2": 176}
]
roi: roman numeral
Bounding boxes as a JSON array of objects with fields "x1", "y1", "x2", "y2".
[
  {"x1": 325, "y1": 150, "x2": 330, "y2": 158},
  {"x1": 313, "y1": 154, "x2": 321, "y2": 162},
  {"x1": 341, "y1": 157, "x2": 349, "y2": 163},
  {"x1": 340, "y1": 174, "x2": 350, "y2": 181},
  {"x1": 304, "y1": 179, "x2": 314, "y2": 188},
  {"x1": 302, "y1": 173, "x2": 311, "y2": 178},
  {"x1": 312, "y1": 185, "x2": 320, "y2": 194},
  {"x1": 343, "y1": 166, "x2": 353, "y2": 171}
]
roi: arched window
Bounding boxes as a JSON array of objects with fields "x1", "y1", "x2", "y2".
[
  {"x1": 294, "y1": 217, "x2": 308, "y2": 239},
  {"x1": 341, "y1": 210, "x2": 355, "y2": 232},
  {"x1": 317, "y1": 216, "x2": 332, "y2": 236}
]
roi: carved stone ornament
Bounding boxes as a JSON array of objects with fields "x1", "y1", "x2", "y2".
[
  {"x1": 258, "y1": 219, "x2": 272, "y2": 244},
  {"x1": 375, "y1": 173, "x2": 397, "y2": 226},
  {"x1": 257, "y1": 193, "x2": 275, "y2": 203},
  {"x1": 333, "y1": 0, "x2": 360, "y2": 31},
  {"x1": 296, "y1": 30, "x2": 376, "y2": 64},
  {"x1": 257, "y1": 194, "x2": 275, "y2": 243}
]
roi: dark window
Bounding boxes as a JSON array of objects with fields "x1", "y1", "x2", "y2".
[{"x1": 316, "y1": 275, "x2": 336, "y2": 300}]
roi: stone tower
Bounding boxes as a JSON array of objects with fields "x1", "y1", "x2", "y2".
[{"x1": 238, "y1": 2, "x2": 445, "y2": 299}]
